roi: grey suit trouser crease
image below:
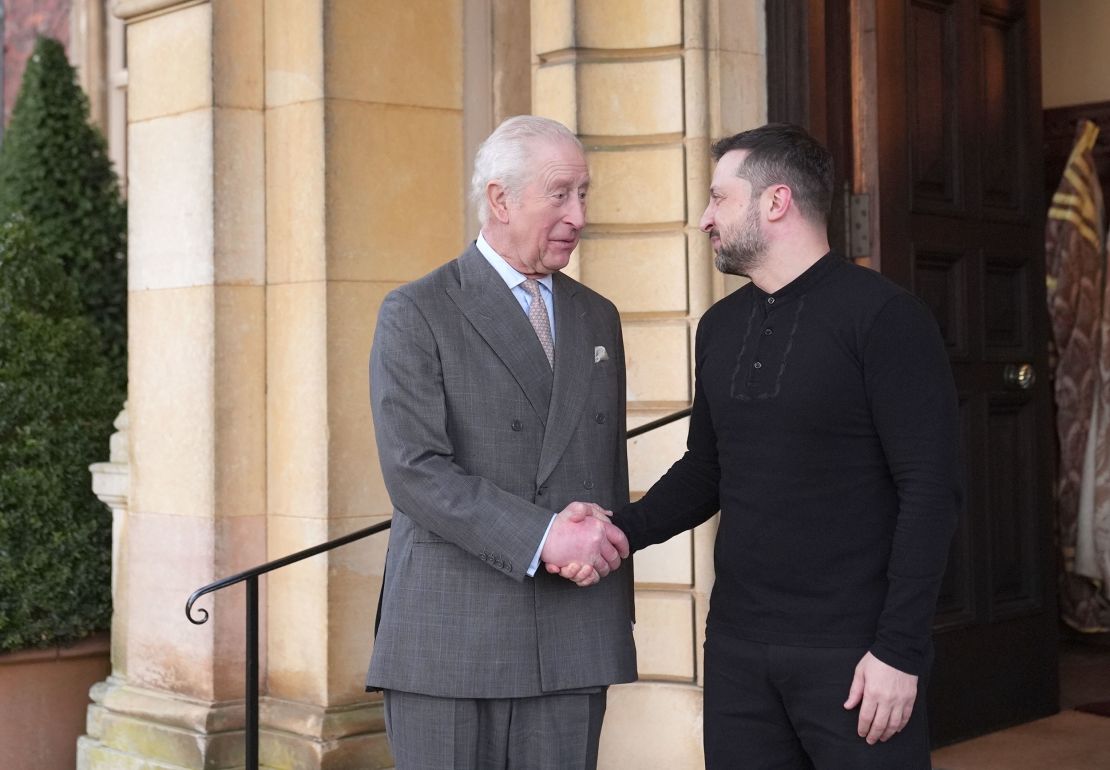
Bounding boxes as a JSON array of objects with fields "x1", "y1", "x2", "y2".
[{"x1": 383, "y1": 688, "x2": 607, "y2": 770}]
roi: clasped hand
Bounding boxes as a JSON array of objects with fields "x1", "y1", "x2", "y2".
[{"x1": 539, "y1": 502, "x2": 629, "y2": 587}]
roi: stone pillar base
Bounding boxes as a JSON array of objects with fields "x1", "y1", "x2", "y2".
[
  {"x1": 78, "y1": 678, "x2": 246, "y2": 769},
  {"x1": 260, "y1": 696, "x2": 391, "y2": 770},
  {"x1": 77, "y1": 678, "x2": 391, "y2": 770}
]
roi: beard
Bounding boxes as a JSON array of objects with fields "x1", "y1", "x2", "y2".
[{"x1": 713, "y1": 203, "x2": 767, "y2": 277}]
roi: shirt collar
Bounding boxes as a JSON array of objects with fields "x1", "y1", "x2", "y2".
[
  {"x1": 752, "y1": 250, "x2": 842, "y2": 304},
  {"x1": 476, "y1": 232, "x2": 554, "y2": 293}
]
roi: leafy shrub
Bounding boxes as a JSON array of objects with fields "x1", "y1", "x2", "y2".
[
  {"x1": 0, "y1": 35, "x2": 126, "y2": 652},
  {"x1": 0, "y1": 36, "x2": 126, "y2": 379},
  {"x1": 0, "y1": 217, "x2": 119, "y2": 650}
]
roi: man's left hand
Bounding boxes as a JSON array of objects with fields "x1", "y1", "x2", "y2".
[{"x1": 843, "y1": 651, "x2": 918, "y2": 745}]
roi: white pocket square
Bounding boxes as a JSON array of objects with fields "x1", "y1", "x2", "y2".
[{"x1": 594, "y1": 346, "x2": 608, "y2": 363}]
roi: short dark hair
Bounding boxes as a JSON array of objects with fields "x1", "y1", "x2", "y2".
[{"x1": 711, "y1": 123, "x2": 834, "y2": 223}]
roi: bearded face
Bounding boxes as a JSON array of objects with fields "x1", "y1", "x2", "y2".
[{"x1": 713, "y1": 192, "x2": 767, "y2": 277}]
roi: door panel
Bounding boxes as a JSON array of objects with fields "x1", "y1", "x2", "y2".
[
  {"x1": 908, "y1": 0, "x2": 961, "y2": 213},
  {"x1": 913, "y1": 246, "x2": 970, "y2": 355},
  {"x1": 987, "y1": 394, "x2": 1042, "y2": 615},
  {"x1": 979, "y1": 8, "x2": 1027, "y2": 216}
]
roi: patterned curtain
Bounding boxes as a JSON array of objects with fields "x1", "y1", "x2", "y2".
[{"x1": 1047, "y1": 119, "x2": 1110, "y2": 631}]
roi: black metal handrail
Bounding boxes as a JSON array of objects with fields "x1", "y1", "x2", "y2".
[
  {"x1": 627, "y1": 406, "x2": 693, "y2": 439},
  {"x1": 185, "y1": 405, "x2": 691, "y2": 769}
]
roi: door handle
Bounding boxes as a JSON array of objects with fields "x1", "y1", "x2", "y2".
[{"x1": 1003, "y1": 363, "x2": 1036, "y2": 390}]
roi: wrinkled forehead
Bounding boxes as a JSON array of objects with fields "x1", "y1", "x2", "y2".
[{"x1": 525, "y1": 138, "x2": 589, "y2": 181}]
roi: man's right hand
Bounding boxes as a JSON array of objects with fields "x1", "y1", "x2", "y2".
[{"x1": 540, "y1": 502, "x2": 629, "y2": 586}]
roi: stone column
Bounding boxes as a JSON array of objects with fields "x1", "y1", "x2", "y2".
[
  {"x1": 529, "y1": 2, "x2": 766, "y2": 767},
  {"x1": 261, "y1": 0, "x2": 463, "y2": 767},
  {"x1": 88, "y1": 406, "x2": 130, "y2": 681},
  {"x1": 79, "y1": 1, "x2": 267, "y2": 767}
]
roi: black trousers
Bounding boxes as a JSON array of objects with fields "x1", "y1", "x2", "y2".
[{"x1": 703, "y1": 633, "x2": 932, "y2": 770}]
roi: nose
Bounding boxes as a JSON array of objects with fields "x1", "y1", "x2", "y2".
[
  {"x1": 699, "y1": 202, "x2": 714, "y2": 233},
  {"x1": 565, "y1": 195, "x2": 586, "y2": 228}
]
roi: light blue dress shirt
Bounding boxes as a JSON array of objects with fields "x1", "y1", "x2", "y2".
[
  {"x1": 475, "y1": 233, "x2": 557, "y2": 577},
  {"x1": 475, "y1": 233, "x2": 555, "y2": 342}
]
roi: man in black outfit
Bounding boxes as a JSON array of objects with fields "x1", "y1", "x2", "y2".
[{"x1": 553, "y1": 124, "x2": 961, "y2": 768}]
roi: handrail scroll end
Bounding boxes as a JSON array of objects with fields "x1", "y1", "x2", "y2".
[{"x1": 186, "y1": 590, "x2": 212, "y2": 625}]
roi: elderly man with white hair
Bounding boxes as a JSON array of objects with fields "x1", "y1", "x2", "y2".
[{"x1": 365, "y1": 115, "x2": 636, "y2": 770}]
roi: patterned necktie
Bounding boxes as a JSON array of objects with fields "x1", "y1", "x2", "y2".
[{"x1": 522, "y1": 279, "x2": 554, "y2": 368}]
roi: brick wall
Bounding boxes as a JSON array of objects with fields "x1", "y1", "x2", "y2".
[{"x1": 4, "y1": 0, "x2": 71, "y2": 123}]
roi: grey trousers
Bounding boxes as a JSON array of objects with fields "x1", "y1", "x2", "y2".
[{"x1": 383, "y1": 688, "x2": 608, "y2": 770}]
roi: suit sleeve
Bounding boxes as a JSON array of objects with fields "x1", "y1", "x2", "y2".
[
  {"x1": 370, "y1": 289, "x2": 552, "y2": 581},
  {"x1": 865, "y1": 293, "x2": 962, "y2": 675},
  {"x1": 614, "y1": 315, "x2": 721, "y2": 551}
]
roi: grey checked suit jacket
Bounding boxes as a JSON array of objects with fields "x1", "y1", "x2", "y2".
[{"x1": 366, "y1": 245, "x2": 637, "y2": 698}]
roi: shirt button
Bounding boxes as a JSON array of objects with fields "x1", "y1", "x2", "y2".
[
  {"x1": 753, "y1": 361, "x2": 763, "y2": 369},
  {"x1": 767, "y1": 297, "x2": 776, "y2": 305},
  {"x1": 595, "y1": 412, "x2": 606, "y2": 424},
  {"x1": 763, "y1": 327, "x2": 773, "y2": 336},
  {"x1": 511, "y1": 420, "x2": 522, "y2": 431}
]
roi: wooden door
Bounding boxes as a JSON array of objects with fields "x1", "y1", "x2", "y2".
[{"x1": 769, "y1": 0, "x2": 1058, "y2": 746}]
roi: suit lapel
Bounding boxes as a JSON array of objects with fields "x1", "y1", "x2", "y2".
[
  {"x1": 446, "y1": 246, "x2": 553, "y2": 423},
  {"x1": 537, "y1": 272, "x2": 593, "y2": 485}
]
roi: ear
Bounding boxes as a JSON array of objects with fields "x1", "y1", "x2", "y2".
[
  {"x1": 765, "y1": 184, "x2": 793, "y2": 223},
  {"x1": 487, "y1": 181, "x2": 512, "y2": 224}
]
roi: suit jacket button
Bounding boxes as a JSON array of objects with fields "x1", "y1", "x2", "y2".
[
  {"x1": 583, "y1": 480, "x2": 594, "y2": 490},
  {"x1": 480, "y1": 553, "x2": 488, "y2": 561},
  {"x1": 595, "y1": 412, "x2": 606, "y2": 424},
  {"x1": 511, "y1": 420, "x2": 522, "y2": 431},
  {"x1": 537, "y1": 485, "x2": 547, "y2": 496},
  {"x1": 505, "y1": 562, "x2": 513, "y2": 573}
]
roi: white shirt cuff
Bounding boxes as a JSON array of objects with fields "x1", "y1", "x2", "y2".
[{"x1": 528, "y1": 513, "x2": 558, "y2": 577}]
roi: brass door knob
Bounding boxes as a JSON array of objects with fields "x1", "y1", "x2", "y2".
[{"x1": 1004, "y1": 363, "x2": 1036, "y2": 390}]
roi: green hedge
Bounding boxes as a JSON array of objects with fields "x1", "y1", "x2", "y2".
[
  {"x1": 0, "y1": 218, "x2": 119, "y2": 651},
  {"x1": 0, "y1": 36, "x2": 126, "y2": 378},
  {"x1": 0, "y1": 36, "x2": 126, "y2": 652}
]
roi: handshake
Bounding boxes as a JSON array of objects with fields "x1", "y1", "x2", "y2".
[{"x1": 539, "y1": 502, "x2": 630, "y2": 587}]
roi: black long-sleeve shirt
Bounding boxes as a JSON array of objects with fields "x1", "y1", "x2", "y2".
[{"x1": 616, "y1": 252, "x2": 961, "y2": 675}]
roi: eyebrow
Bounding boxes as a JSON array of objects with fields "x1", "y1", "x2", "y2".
[{"x1": 545, "y1": 176, "x2": 590, "y2": 191}]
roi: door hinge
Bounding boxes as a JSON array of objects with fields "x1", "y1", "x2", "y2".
[{"x1": 844, "y1": 187, "x2": 871, "y2": 259}]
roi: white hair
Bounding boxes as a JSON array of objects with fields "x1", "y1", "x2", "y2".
[{"x1": 471, "y1": 116, "x2": 584, "y2": 225}]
